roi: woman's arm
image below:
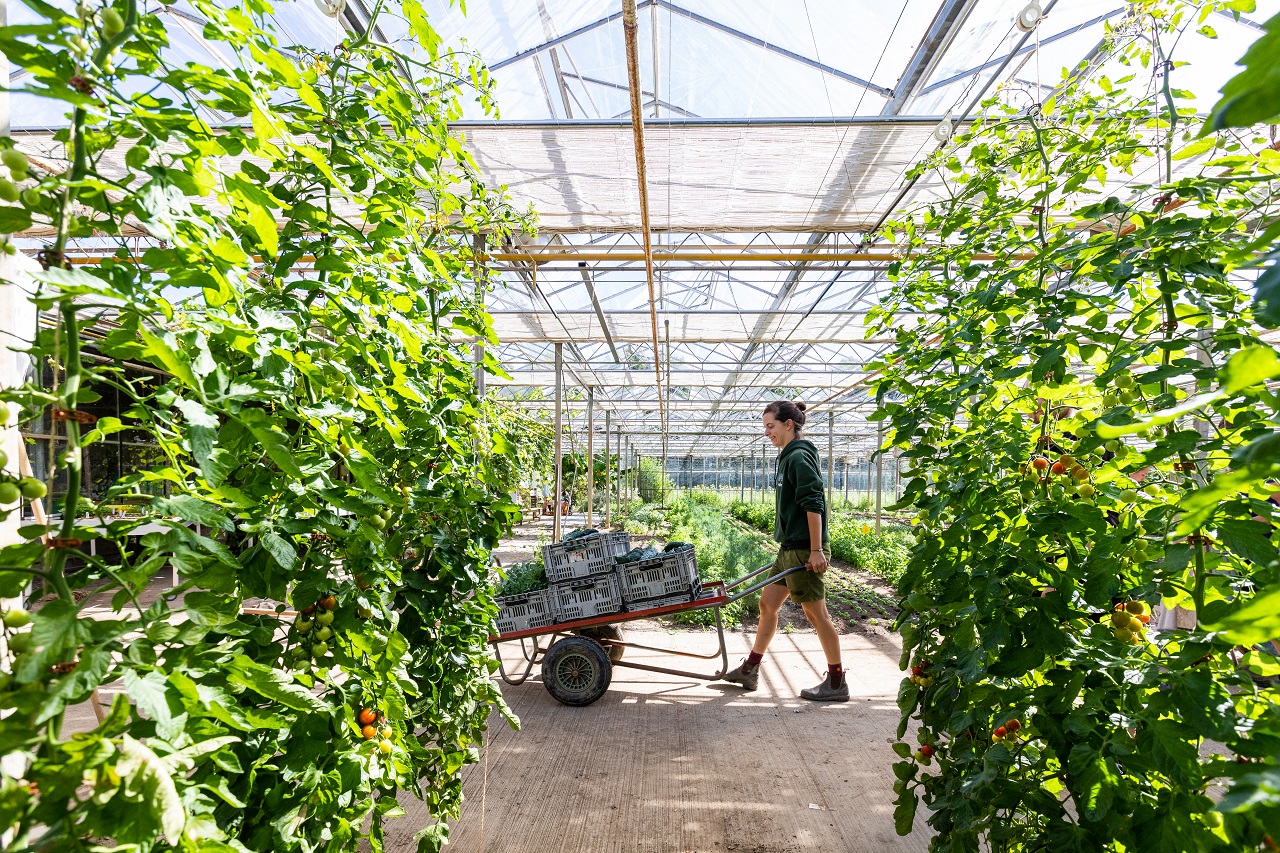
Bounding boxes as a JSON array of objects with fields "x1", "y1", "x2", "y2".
[{"x1": 806, "y1": 511, "x2": 829, "y2": 573}]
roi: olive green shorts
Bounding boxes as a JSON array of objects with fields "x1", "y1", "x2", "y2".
[{"x1": 769, "y1": 547, "x2": 825, "y2": 604}]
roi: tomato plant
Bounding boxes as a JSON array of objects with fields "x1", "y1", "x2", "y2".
[
  {"x1": 0, "y1": 0, "x2": 536, "y2": 850},
  {"x1": 872, "y1": 1, "x2": 1280, "y2": 849}
]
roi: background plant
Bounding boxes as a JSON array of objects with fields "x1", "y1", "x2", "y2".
[
  {"x1": 873, "y1": 1, "x2": 1280, "y2": 849},
  {"x1": 0, "y1": 0, "x2": 533, "y2": 850}
]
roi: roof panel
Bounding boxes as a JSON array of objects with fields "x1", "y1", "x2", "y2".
[{"x1": 459, "y1": 119, "x2": 940, "y2": 232}]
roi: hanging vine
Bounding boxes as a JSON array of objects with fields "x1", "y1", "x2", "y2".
[
  {"x1": 0, "y1": 0, "x2": 534, "y2": 850},
  {"x1": 872, "y1": 1, "x2": 1280, "y2": 849}
]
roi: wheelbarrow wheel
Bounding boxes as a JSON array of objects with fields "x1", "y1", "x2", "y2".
[
  {"x1": 574, "y1": 624, "x2": 625, "y2": 662},
  {"x1": 541, "y1": 636, "x2": 612, "y2": 706}
]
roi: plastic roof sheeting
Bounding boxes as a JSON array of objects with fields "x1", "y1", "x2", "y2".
[{"x1": 460, "y1": 119, "x2": 940, "y2": 232}]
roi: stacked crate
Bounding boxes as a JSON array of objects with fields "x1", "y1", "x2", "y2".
[
  {"x1": 494, "y1": 533, "x2": 706, "y2": 634},
  {"x1": 616, "y1": 546, "x2": 701, "y2": 610},
  {"x1": 541, "y1": 531, "x2": 631, "y2": 621}
]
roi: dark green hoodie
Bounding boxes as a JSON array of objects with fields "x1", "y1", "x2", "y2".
[{"x1": 773, "y1": 438, "x2": 828, "y2": 550}]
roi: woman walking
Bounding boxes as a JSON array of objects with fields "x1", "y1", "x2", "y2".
[{"x1": 722, "y1": 400, "x2": 848, "y2": 701}]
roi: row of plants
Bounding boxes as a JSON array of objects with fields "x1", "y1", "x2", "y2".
[
  {"x1": 0, "y1": 1, "x2": 535, "y2": 851},
  {"x1": 728, "y1": 500, "x2": 915, "y2": 585},
  {"x1": 874, "y1": 1, "x2": 1280, "y2": 848}
]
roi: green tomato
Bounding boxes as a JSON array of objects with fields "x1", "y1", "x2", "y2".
[
  {"x1": 378, "y1": 738, "x2": 394, "y2": 755},
  {"x1": 0, "y1": 482, "x2": 20, "y2": 505},
  {"x1": 0, "y1": 672, "x2": 11, "y2": 692},
  {"x1": 7, "y1": 631, "x2": 32, "y2": 653},
  {"x1": 1118, "y1": 389, "x2": 1136, "y2": 405},
  {"x1": 0, "y1": 180, "x2": 18, "y2": 203},
  {"x1": 2, "y1": 608, "x2": 30, "y2": 628},
  {"x1": 101, "y1": 7, "x2": 124, "y2": 37},
  {"x1": 20, "y1": 188, "x2": 40, "y2": 209},
  {"x1": 1104, "y1": 439, "x2": 1119, "y2": 453},
  {"x1": 1143, "y1": 484, "x2": 1160, "y2": 497},
  {"x1": 295, "y1": 618, "x2": 313, "y2": 635},
  {"x1": 0, "y1": 448, "x2": 8, "y2": 469},
  {"x1": 315, "y1": 626, "x2": 333, "y2": 642},
  {"x1": 1, "y1": 148, "x2": 27, "y2": 175},
  {"x1": 1118, "y1": 488, "x2": 1139, "y2": 504},
  {"x1": 369, "y1": 515, "x2": 386, "y2": 531},
  {"x1": 1203, "y1": 811, "x2": 1224, "y2": 829},
  {"x1": 316, "y1": 610, "x2": 335, "y2": 627},
  {"x1": 1076, "y1": 483, "x2": 1096, "y2": 500},
  {"x1": 311, "y1": 642, "x2": 329, "y2": 656},
  {"x1": 18, "y1": 478, "x2": 46, "y2": 500}
]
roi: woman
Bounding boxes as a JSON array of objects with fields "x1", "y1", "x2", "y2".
[{"x1": 722, "y1": 400, "x2": 848, "y2": 701}]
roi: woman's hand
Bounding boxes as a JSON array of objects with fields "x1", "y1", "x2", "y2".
[{"x1": 807, "y1": 549, "x2": 829, "y2": 574}]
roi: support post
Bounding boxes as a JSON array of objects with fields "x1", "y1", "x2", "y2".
[
  {"x1": 875, "y1": 422, "x2": 884, "y2": 534},
  {"x1": 553, "y1": 343, "x2": 563, "y2": 542},
  {"x1": 843, "y1": 458, "x2": 850, "y2": 503},
  {"x1": 827, "y1": 411, "x2": 835, "y2": 512},
  {"x1": 739, "y1": 457, "x2": 745, "y2": 502},
  {"x1": 586, "y1": 387, "x2": 594, "y2": 527},
  {"x1": 604, "y1": 410, "x2": 611, "y2": 528}
]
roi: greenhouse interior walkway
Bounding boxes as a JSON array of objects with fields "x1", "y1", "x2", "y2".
[
  {"x1": 410, "y1": 627, "x2": 928, "y2": 852},
  {"x1": 384, "y1": 517, "x2": 929, "y2": 853}
]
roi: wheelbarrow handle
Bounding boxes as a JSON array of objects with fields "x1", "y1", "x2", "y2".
[{"x1": 724, "y1": 562, "x2": 808, "y2": 604}]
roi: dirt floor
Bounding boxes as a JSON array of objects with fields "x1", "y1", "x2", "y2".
[{"x1": 384, "y1": 513, "x2": 932, "y2": 852}]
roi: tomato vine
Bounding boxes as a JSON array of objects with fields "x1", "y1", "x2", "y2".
[
  {"x1": 0, "y1": 0, "x2": 534, "y2": 850},
  {"x1": 872, "y1": 1, "x2": 1280, "y2": 849}
]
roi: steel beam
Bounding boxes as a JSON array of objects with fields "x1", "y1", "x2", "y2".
[
  {"x1": 577, "y1": 263, "x2": 621, "y2": 362},
  {"x1": 490, "y1": 3, "x2": 653, "y2": 72},
  {"x1": 917, "y1": 7, "x2": 1123, "y2": 98},
  {"x1": 881, "y1": 0, "x2": 979, "y2": 116}
]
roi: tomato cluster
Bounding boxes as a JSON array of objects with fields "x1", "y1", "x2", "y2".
[
  {"x1": 289, "y1": 594, "x2": 340, "y2": 663},
  {"x1": 1104, "y1": 600, "x2": 1151, "y2": 644},
  {"x1": 908, "y1": 661, "x2": 934, "y2": 688},
  {"x1": 992, "y1": 717, "x2": 1022, "y2": 743},
  {"x1": 358, "y1": 707, "x2": 394, "y2": 755}
]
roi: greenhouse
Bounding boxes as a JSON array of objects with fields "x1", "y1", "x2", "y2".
[{"x1": 1, "y1": 0, "x2": 1279, "y2": 850}]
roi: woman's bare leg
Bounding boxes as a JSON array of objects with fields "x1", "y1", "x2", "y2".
[
  {"x1": 752, "y1": 583, "x2": 790, "y2": 655},
  {"x1": 801, "y1": 598, "x2": 842, "y2": 666}
]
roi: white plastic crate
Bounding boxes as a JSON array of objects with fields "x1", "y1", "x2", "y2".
[
  {"x1": 619, "y1": 548, "x2": 700, "y2": 604},
  {"x1": 553, "y1": 573, "x2": 624, "y2": 621},
  {"x1": 494, "y1": 588, "x2": 558, "y2": 635},
  {"x1": 543, "y1": 531, "x2": 631, "y2": 583}
]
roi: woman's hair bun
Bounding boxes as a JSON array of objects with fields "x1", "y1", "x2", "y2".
[{"x1": 796, "y1": 402, "x2": 807, "y2": 412}]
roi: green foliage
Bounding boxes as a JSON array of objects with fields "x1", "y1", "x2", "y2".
[
  {"x1": 0, "y1": 1, "x2": 531, "y2": 850},
  {"x1": 1208, "y1": 6, "x2": 1279, "y2": 130},
  {"x1": 729, "y1": 500, "x2": 914, "y2": 585},
  {"x1": 661, "y1": 494, "x2": 775, "y2": 625},
  {"x1": 873, "y1": 2, "x2": 1280, "y2": 848},
  {"x1": 494, "y1": 562, "x2": 548, "y2": 598},
  {"x1": 637, "y1": 456, "x2": 673, "y2": 503}
]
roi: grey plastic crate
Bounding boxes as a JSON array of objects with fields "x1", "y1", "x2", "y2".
[
  {"x1": 494, "y1": 587, "x2": 558, "y2": 635},
  {"x1": 619, "y1": 547, "x2": 700, "y2": 604},
  {"x1": 553, "y1": 573, "x2": 624, "y2": 621},
  {"x1": 543, "y1": 531, "x2": 631, "y2": 583},
  {"x1": 626, "y1": 584, "x2": 703, "y2": 612}
]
